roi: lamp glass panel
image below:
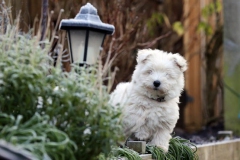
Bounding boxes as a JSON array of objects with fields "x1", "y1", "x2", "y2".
[
  {"x1": 87, "y1": 31, "x2": 105, "y2": 64},
  {"x1": 68, "y1": 30, "x2": 86, "y2": 63}
]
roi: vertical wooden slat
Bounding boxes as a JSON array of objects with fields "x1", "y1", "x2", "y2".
[{"x1": 183, "y1": 0, "x2": 203, "y2": 131}]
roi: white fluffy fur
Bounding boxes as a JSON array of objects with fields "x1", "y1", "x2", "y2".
[{"x1": 110, "y1": 49, "x2": 187, "y2": 151}]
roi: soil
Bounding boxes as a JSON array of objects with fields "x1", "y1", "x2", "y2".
[
  {"x1": 174, "y1": 118, "x2": 239, "y2": 145},
  {"x1": 174, "y1": 89, "x2": 239, "y2": 145}
]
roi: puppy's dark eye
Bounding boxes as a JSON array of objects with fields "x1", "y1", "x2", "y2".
[
  {"x1": 166, "y1": 72, "x2": 174, "y2": 78},
  {"x1": 147, "y1": 70, "x2": 152, "y2": 74}
]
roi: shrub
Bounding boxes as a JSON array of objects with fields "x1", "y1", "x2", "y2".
[
  {"x1": 0, "y1": 26, "x2": 122, "y2": 160},
  {"x1": 0, "y1": 113, "x2": 76, "y2": 160}
]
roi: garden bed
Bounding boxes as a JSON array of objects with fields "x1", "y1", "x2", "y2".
[
  {"x1": 121, "y1": 139, "x2": 240, "y2": 160},
  {"x1": 196, "y1": 139, "x2": 240, "y2": 160}
]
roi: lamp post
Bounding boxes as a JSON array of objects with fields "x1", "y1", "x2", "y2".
[{"x1": 59, "y1": 3, "x2": 115, "y2": 66}]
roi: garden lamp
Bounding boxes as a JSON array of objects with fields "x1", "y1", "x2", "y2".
[{"x1": 59, "y1": 3, "x2": 115, "y2": 66}]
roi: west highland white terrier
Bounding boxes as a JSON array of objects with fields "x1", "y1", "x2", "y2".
[{"x1": 110, "y1": 49, "x2": 187, "y2": 151}]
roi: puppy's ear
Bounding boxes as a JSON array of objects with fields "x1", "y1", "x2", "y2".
[
  {"x1": 172, "y1": 53, "x2": 187, "y2": 72},
  {"x1": 137, "y1": 49, "x2": 152, "y2": 64}
]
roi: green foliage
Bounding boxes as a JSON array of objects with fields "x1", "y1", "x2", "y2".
[
  {"x1": 0, "y1": 26, "x2": 122, "y2": 160},
  {"x1": 109, "y1": 147, "x2": 142, "y2": 160},
  {"x1": 146, "y1": 145, "x2": 166, "y2": 160},
  {"x1": 147, "y1": 13, "x2": 166, "y2": 26},
  {"x1": 0, "y1": 27, "x2": 52, "y2": 121},
  {"x1": 147, "y1": 137, "x2": 198, "y2": 160},
  {"x1": 0, "y1": 113, "x2": 76, "y2": 160},
  {"x1": 147, "y1": 13, "x2": 184, "y2": 36},
  {"x1": 147, "y1": 13, "x2": 170, "y2": 36},
  {"x1": 197, "y1": 21, "x2": 213, "y2": 35},
  {"x1": 100, "y1": 137, "x2": 198, "y2": 160},
  {"x1": 201, "y1": 1, "x2": 222, "y2": 18},
  {"x1": 173, "y1": 21, "x2": 184, "y2": 36},
  {"x1": 198, "y1": 1, "x2": 222, "y2": 36}
]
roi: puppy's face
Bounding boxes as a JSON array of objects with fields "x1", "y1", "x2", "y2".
[{"x1": 132, "y1": 49, "x2": 187, "y2": 101}]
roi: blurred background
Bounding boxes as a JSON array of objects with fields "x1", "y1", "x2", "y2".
[{"x1": 3, "y1": 0, "x2": 240, "y2": 142}]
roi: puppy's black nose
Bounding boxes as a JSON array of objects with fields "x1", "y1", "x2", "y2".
[{"x1": 153, "y1": 80, "x2": 161, "y2": 87}]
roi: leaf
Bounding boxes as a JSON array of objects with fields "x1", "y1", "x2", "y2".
[
  {"x1": 201, "y1": 1, "x2": 222, "y2": 18},
  {"x1": 173, "y1": 21, "x2": 184, "y2": 36},
  {"x1": 197, "y1": 21, "x2": 213, "y2": 35}
]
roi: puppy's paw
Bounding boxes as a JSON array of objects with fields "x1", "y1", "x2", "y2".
[
  {"x1": 148, "y1": 140, "x2": 169, "y2": 152},
  {"x1": 156, "y1": 145, "x2": 168, "y2": 153},
  {"x1": 135, "y1": 131, "x2": 150, "y2": 141}
]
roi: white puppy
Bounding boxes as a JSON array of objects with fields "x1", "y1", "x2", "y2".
[{"x1": 110, "y1": 49, "x2": 187, "y2": 151}]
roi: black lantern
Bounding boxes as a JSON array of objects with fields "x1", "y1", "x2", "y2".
[{"x1": 59, "y1": 3, "x2": 115, "y2": 66}]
